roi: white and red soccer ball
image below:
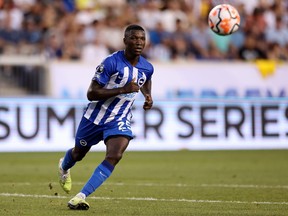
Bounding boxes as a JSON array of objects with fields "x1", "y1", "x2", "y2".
[{"x1": 208, "y1": 4, "x2": 241, "y2": 36}]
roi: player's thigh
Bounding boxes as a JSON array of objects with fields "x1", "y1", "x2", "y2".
[
  {"x1": 103, "y1": 119, "x2": 133, "y2": 142},
  {"x1": 103, "y1": 120, "x2": 133, "y2": 162}
]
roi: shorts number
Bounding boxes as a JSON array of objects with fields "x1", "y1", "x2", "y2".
[{"x1": 117, "y1": 121, "x2": 131, "y2": 131}]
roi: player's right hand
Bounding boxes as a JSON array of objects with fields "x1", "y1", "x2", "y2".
[{"x1": 122, "y1": 78, "x2": 140, "y2": 93}]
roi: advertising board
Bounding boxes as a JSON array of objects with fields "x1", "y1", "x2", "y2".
[{"x1": 1, "y1": 98, "x2": 287, "y2": 152}]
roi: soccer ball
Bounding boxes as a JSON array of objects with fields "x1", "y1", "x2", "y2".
[{"x1": 208, "y1": 4, "x2": 240, "y2": 36}]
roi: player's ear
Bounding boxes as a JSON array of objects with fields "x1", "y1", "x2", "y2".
[{"x1": 123, "y1": 37, "x2": 127, "y2": 45}]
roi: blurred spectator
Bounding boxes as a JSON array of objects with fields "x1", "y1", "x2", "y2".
[
  {"x1": 75, "y1": 4, "x2": 100, "y2": 25},
  {"x1": 44, "y1": 32, "x2": 63, "y2": 59},
  {"x1": 0, "y1": 0, "x2": 23, "y2": 30},
  {"x1": 265, "y1": 16, "x2": 288, "y2": 47},
  {"x1": 238, "y1": 0, "x2": 259, "y2": 15},
  {"x1": 238, "y1": 34, "x2": 267, "y2": 60},
  {"x1": 81, "y1": 37, "x2": 109, "y2": 63},
  {"x1": 189, "y1": 18, "x2": 214, "y2": 59},
  {"x1": 145, "y1": 21, "x2": 172, "y2": 61},
  {"x1": 23, "y1": 0, "x2": 44, "y2": 27},
  {"x1": 229, "y1": 29, "x2": 245, "y2": 49},
  {"x1": 63, "y1": 0, "x2": 75, "y2": 13},
  {"x1": 244, "y1": 7, "x2": 267, "y2": 41},
  {"x1": 81, "y1": 19, "x2": 100, "y2": 43},
  {"x1": 160, "y1": 0, "x2": 188, "y2": 32},
  {"x1": 211, "y1": 34, "x2": 231, "y2": 56},
  {"x1": 0, "y1": 38, "x2": 4, "y2": 54},
  {"x1": 22, "y1": 18, "x2": 42, "y2": 44},
  {"x1": 267, "y1": 42, "x2": 288, "y2": 60},
  {"x1": 148, "y1": 21, "x2": 170, "y2": 46},
  {"x1": 170, "y1": 18, "x2": 192, "y2": 60},
  {"x1": 138, "y1": 0, "x2": 162, "y2": 30},
  {"x1": 97, "y1": 15, "x2": 124, "y2": 52},
  {"x1": 145, "y1": 42, "x2": 172, "y2": 62}
]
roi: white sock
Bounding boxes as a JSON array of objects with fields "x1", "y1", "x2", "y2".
[{"x1": 76, "y1": 192, "x2": 86, "y2": 200}]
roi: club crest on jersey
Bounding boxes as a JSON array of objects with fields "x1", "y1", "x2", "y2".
[
  {"x1": 138, "y1": 77, "x2": 145, "y2": 87},
  {"x1": 95, "y1": 64, "x2": 104, "y2": 74}
]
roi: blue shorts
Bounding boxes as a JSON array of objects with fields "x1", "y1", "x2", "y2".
[{"x1": 75, "y1": 117, "x2": 133, "y2": 148}]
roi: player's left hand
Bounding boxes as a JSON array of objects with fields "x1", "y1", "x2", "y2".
[{"x1": 143, "y1": 94, "x2": 153, "y2": 110}]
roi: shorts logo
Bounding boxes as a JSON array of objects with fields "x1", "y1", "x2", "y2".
[{"x1": 80, "y1": 139, "x2": 87, "y2": 146}]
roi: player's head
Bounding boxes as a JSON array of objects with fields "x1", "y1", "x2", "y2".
[
  {"x1": 124, "y1": 24, "x2": 145, "y2": 37},
  {"x1": 123, "y1": 24, "x2": 146, "y2": 57}
]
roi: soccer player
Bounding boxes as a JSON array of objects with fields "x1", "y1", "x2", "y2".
[{"x1": 58, "y1": 24, "x2": 154, "y2": 210}]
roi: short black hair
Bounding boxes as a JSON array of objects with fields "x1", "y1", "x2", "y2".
[{"x1": 124, "y1": 24, "x2": 145, "y2": 37}]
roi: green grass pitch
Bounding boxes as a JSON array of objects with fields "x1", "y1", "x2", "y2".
[{"x1": 0, "y1": 150, "x2": 287, "y2": 216}]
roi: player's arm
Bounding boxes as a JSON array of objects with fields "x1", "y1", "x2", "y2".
[
  {"x1": 141, "y1": 79, "x2": 153, "y2": 110},
  {"x1": 87, "y1": 79, "x2": 140, "y2": 101}
]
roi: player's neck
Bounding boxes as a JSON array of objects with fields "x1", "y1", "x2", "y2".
[{"x1": 124, "y1": 51, "x2": 140, "y2": 66}]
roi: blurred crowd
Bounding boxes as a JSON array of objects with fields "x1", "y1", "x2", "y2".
[{"x1": 0, "y1": 0, "x2": 288, "y2": 62}]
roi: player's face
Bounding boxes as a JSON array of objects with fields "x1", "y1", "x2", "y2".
[{"x1": 124, "y1": 30, "x2": 146, "y2": 56}]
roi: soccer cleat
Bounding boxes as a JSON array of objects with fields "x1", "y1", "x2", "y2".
[
  {"x1": 58, "y1": 157, "x2": 72, "y2": 193},
  {"x1": 68, "y1": 196, "x2": 90, "y2": 210}
]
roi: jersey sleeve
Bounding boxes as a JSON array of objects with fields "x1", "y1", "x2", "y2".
[
  {"x1": 139, "y1": 56, "x2": 154, "y2": 81},
  {"x1": 147, "y1": 64, "x2": 154, "y2": 80},
  {"x1": 144, "y1": 62, "x2": 154, "y2": 81},
  {"x1": 92, "y1": 56, "x2": 115, "y2": 86}
]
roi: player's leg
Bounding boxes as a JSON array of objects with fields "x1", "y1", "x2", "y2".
[
  {"x1": 68, "y1": 120, "x2": 132, "y2": 210},
  {"x1": 61, "y1": 145, "x2": 91, "y2": 171},
  {"x1": 59, "y1": 146, "x2": 91, "y2": 193},
  {"x1": 80, "y1": 136, "x2": 129, "y2": 194},
  {"x1": 58, "y1": 117, "x2": 96, "y2": 194},
  {"x1": 68, "y1": 137, "x2": 130, "y2": 210}
]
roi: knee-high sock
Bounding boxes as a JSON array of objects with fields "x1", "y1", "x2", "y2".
[
  {"x1": 81, "y1": 160, "x2": 114, "y2": 197},
  {"x1": 61, "y1": 148, "x2": 76, "y2": 171}
]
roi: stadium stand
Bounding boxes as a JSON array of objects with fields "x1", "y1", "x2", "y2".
[
  {"x1": 0, "y1": 0, "x2": 287, "y2": 61},
  {"x1": 0, "y1": 0, "x2": 287, "y2": 95}
]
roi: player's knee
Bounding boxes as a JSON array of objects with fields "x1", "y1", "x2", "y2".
[
  {"x1": 72, "y1": 151, "x2": 86, "y2": 161},
  {"x1": 105, "y1": 153, "x2": 123, "y2": 165},
  {"x1": 74, "y1": 154, "x2": 84, "y2": 161}
]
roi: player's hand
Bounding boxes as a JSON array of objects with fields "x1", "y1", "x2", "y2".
[
  {"x1": 143, "y1": 94, "x2": 153, "y2": 110},
  {"x1": 122, "y1": 78, "x2": 140, "y2": 93}
]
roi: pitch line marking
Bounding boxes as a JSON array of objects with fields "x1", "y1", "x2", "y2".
[
  {"x1": 1, "y1": 182, "x2": 288, "y2": 189},
  {"x1": 199, "y1": 184, "x2": 288, "y2": 189},
  {"x1": 0, "y1": 193, "x2": 288, "y2": 206}
]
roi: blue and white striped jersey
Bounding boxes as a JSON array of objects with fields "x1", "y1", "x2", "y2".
[{"x1": 83, "y1": 50, "x2": 154, "y2": 126}]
